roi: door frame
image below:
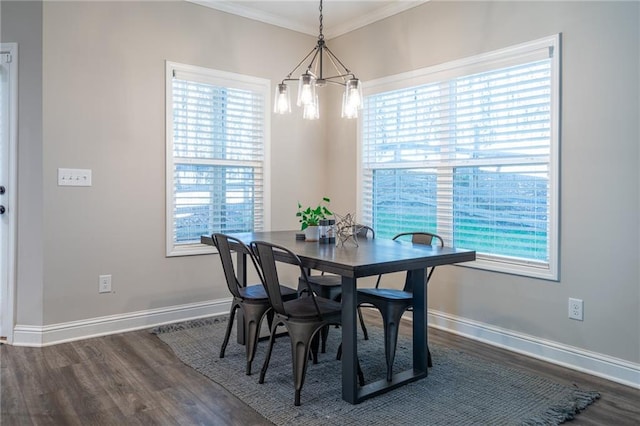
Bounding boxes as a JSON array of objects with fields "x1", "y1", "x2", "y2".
[{"x1": 1, "y1": 43, "x2": 18, "y2": 344}]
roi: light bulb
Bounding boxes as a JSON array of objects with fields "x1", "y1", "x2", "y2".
[
  {"x1": 344, "y1": 78, "x2": 363, "y2": 113},
  {"x1": 297, "y1": 74, "x2": 316, "y2": 107},
  {"x1": 273, "y1": 83, "x2": 291, "y2": 114},
  {"x1": 342, "y1": 92, "x2": 358, "y2": 119},
  {"x1": 303, "y1": 95, "x2": 320, "y2": 120}
]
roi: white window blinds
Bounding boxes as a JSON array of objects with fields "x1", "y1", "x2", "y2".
[
  {"x1": 360, "y1": 35, "x2": 560, "y2": 279},
  {"x1": 166, "y1": 62, "x2": 270, "y2": 256}
]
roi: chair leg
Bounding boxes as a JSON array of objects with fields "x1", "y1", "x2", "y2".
[
  {"x1": 320, "y1": 325, "x2": 329, "y2": 353},
  {"x1": 427, "y1": 346, "x2": 433, "y2": 368},
  {"x1": 357, "y1": 307, "x2": 369, "y2": 340},
  {"x1": 379, "y1": 303, "x2": 407, "y2": 382},
  {"x1": 357, "y1": 360, "x2": 365, "y2": 386},
  {"x1": 311, "y1": 332, "x2": 320, "y2": 364},
  {"x1": 243, "y1": 304, "x2": 270, "y2": 376},
  {"x1": 286, "y1": 322, "x2": 323, "y2": 406},
  {"x1": 259, "y1": 322, "x2": 280, "y2": 384},
  {"x1": 292, "y1": 334, "x2": 313, "y2": 406},
  {"x1": 219, "y1": 304, "x2": 238, "y2": 359},
  {"x1": 335, "y1": 343, "x2": 364, "y2": 386},
  {"x1": 266, "y1": 309, "x2": 275, "y2": 330}
]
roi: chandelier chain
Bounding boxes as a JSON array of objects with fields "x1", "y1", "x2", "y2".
[{"x1": 318, "y1": 0, "x2": 324, "y2": 41}]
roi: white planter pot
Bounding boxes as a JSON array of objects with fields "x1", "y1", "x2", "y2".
[{"x1": 304, "y1": 225, "x2": 319, "y2": 242}]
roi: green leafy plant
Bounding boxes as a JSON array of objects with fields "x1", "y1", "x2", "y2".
[{"x1": 296, "y1": 197, "x2": 332, "y2": 230}]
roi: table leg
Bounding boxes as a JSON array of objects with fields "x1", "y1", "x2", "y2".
[
  {"x1": 341, "y1": 275, "x2": 358, "y2": 404},
  {"x1": 409, "y1": 268, "x2": 428, "y2": 372}
]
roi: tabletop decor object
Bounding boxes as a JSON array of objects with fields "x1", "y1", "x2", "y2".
[
  {"x1": 296, "y1": 197, "x2": 332, "y2": 242},
  {"x1": 318, "y1": 218, "x2": 336, "y2": 244},
  {"x1": 334, "y1": 212, "x2": 361, "y2": 246}
]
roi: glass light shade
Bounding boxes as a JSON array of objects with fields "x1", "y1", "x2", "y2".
[
  {"x1": 303, "y1": 95, "x2": 320, "y2": 120},
  {"x1": 342, "y1": 92, "x2": 358, "y2": 119},
  {"x1": 297, "y1": 73, "x2": 317, "y2": 107},
  {"x1": 273, "y1": 83, "x2": 291, "y2": 114},
  {"x1": 344, "y1": 78, "x2": 363, "y2": 110}
]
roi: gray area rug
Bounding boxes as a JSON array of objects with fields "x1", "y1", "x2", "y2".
[{"x1": 152, "y1": 316, "x2": 600, "y2": 425}]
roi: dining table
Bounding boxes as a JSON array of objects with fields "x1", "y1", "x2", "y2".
[{"x1": 201, "y1": 230, "x2": 476, "y2": 404}]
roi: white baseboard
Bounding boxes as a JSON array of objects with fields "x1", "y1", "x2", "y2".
[
  {"x1": 11, "y1": 301, "x2": 639, "y2": 390},
  {"x1": 12, "y1": 298, "x2": 231, "y2": 347},
  {"x1": 427, "y1": 309, "x2": 640, "y2": 390}
]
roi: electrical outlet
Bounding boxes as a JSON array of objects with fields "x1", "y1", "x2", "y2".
[
  {"x1": 99, "y1": 274, "x2": 112, "y2": 293},
  {"x1": 568, "y1": 298, "x2": 583, "y2": 321}
]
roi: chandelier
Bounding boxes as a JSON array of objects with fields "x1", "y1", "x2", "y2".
[{"x1": 273, "y1": 0, "x2": 363, "y2": 120}]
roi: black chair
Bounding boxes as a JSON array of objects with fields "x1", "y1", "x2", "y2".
[
  {"x1": 298, "y1": 225, "x2": 374, "y2": 353},
  {"x1": 357, "y1": 231, "x2": 444, "y2": 381},
  {"x1": 212, "y1": 233, "x2": 297, "y2": 376},
  {"x1": 251, "y1": 240, "x2": 364, "y2": 406}
]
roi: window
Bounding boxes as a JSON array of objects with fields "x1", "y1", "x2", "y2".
[
  {"x1": 359, "y1": 35, "x2": 560, "y2": 280},
  {"x1": 166, "y1": 62, "x2": 270, "y2": 256}
]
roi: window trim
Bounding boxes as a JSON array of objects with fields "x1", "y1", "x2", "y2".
[
  {"x1": 165, "y1": 61, "x2": 271, "y2": 257},
  {"x1": 357, "y1": 34, "x2": 561, "y2": 281}
]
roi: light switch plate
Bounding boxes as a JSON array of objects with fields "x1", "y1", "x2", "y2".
[{"x1": 58, "y1": 168, "x2": 92, "y2": 186}]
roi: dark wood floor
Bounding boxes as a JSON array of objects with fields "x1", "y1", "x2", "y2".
[{"x1": 2, "y1": 313, "x2": 638, "y2": 425}]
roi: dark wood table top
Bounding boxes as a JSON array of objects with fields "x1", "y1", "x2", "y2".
[{"x1": 201, "y1": 230, "x2": 476, "y2": 277}]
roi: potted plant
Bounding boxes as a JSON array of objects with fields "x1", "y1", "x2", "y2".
[{"x1": 296, "y1": 197, "x2": 332, "y2": 242}]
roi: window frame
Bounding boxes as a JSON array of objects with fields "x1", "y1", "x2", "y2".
[
  {"x1": 165, "y1": 61, "x2": 271, "y2": 257},
  {"x1": 357, "y1": 34, "x2": 561, "y2": 280}
]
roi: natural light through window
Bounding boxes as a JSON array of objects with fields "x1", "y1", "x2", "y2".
[
  {"x1": 359, "y1": 35, "x2": 560, "y2": 279},
  {"x1": 165, "y1": 62, "x2": 270, "y2": 256}
]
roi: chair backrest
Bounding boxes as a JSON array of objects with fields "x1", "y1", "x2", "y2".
[
  {"x1": 212, "y1": 233, "x2": 261, "y2": 299},
  {"x1": 376, "y1": 231, "x2": 444, "y2": 292},
  {"x1": 251, "y1": 241, "x2": 322, "y2": 318},
  {"x1": 355, "y1": 224, "x2": 375, "y2": 239},
  {"x1": 393, "y1": 231, "x2": 443, "y2": 248},
  {"x1": 398, "y1": 231, "x2": 444, "y2": 291}
]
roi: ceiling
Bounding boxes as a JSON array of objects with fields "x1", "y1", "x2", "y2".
[{"x1": 188, "y1": 0, "x2": 428, "y2": 39}]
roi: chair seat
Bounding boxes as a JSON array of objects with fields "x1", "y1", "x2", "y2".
[
  {"x1": 284, "y1": 296, "x2": 342, "y2": 320},
  {"x1": 240, "y1": 283, "x2": 297, "y2": 301},
  {"x1": 358, "y1": 287, "x2": 413, "y2": 301},
  {"x1": 307, "y1": 274, "x2": 342, "y2": 287},
  {"x1": 305, "y1": 274, "x2": 343, "y2": 300}
]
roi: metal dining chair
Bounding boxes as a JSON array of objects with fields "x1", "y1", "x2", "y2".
[
  {"x1": 212, "y1": 233, "x2": 298, "y2": 376},
  {"x1": 251, "y1": 240, "x2": 364, "y2": 406},
  {"x1": 298, "y1": 225, "x2": 374, "y2": 354},
  {"x1": 357, "y1": 231, "x2": 444, "y2": 381}
]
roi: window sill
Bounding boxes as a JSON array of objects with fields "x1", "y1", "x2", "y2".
[
  {"x1": 167, "y1": 243, "x2": 217, "y2": 257},
  {"x1": 459, "y1": 255, "x2": 558, "y2": 281}
]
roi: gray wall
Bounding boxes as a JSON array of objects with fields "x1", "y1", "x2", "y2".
[
  {"x1": 4, "y1": 0, "x2": 326, "y2": 326},
  {"x1": 327, "y1": 1, "x2": 640, "y2": 363},
  {"x1": 2, "y1": 0, "x2": 638, "y2": 367},
  {"x1": 40, "y1": 1, "x2": 333, "y2": 323}
]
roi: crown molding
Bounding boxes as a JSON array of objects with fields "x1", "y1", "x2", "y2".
[{"x1": 187, "y1": 0, "x2": 428, "y2": 39}]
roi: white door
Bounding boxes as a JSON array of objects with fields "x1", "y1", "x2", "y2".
[{"x1": 0, "y1": 43, "x2": 17, "y2": 343}]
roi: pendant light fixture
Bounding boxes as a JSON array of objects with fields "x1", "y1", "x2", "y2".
[{"x1": 273, "y1": 0, "x2": 363, "y2": 120}]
